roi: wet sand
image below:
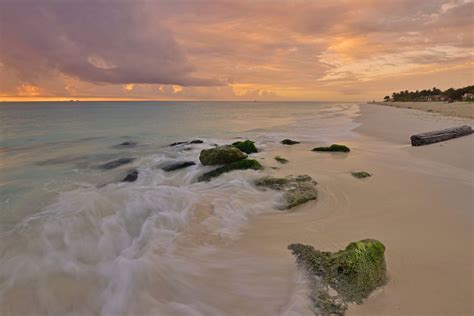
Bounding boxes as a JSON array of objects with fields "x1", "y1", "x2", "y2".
[
  {"x1": 234, "y1": 103, "x2": 473, "y2": 315},
  {"x1": 375, "y1": 101, "x2": 474, "y2": 119}
]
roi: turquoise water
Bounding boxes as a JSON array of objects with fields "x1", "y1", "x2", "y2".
[
  {"x1": 1, "y1": 101, "x2": 355, "y2": 220},
  {"x1": 0, "y1": 101, "x2": 359, "y2": 315}
]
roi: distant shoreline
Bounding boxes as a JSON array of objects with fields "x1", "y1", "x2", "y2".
[{"x1": 371, "y1": 101, "x2": 474, "y2": 119}]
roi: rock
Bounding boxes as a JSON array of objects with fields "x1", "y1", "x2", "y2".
[
  {"x1": 314, "y1": 290, "x2": 348, "y2": 316},
  {"x1": 281, "y1": 139, "x2": 300, "y2": 145},
  {"x1": 99, "y1": 157, "x2": 135, "y2": 169},
  {"x1": 199, "y1": 145, "x2": 247, "y2": 165},
  {"x1": 114, "y1": 141, "x2": 137, "y2": 148},
  {"x1": 122, "y1": 169, "x2": 138, "y2": 182},
  {"x1": 169, "y1": 140, "x2": 204, "y2": 146},
  {"x1": 352, "y1": 171, "x2": 371, "y2": 179},
  {"x1": 312, "y1": 144, "x2": 350, "y2": 152},
  {"x1": 162, "y1": 161, "x2": 196, "y2": 172},
  {"x1": 190, "y1": 139, "x2": 204, "y2": 144},
  {"x1": 169, "y1": 141, "x2": 187, "y2": 147},
  {"x1": 288, "y1": 239, "x2": 387, "y2": 315},
  {"x1": 274, "y1": 156, "x2": 288, "y2": 164},
  {"x1": 255, "y1": 175, "x2": 317, "y2": 209},
  {"x1": 232, "y1": 140, "x2": 258, "y2": 154},
  {"x1": 198, "y1": 159, "x2": 263, "y2": 182}
]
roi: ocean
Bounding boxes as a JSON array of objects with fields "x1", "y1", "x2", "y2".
[{"x1": 0, "y1": 101, "x2": 359, "y2": 315}]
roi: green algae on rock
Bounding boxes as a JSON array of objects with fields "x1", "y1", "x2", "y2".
[
  {"x1": 281, "y1": 139, "x2": 300, "y2": 145},
  {"x1": 351, "y1": 171, "x2": 371, "y2": 179},
  {"x1": 232, "y1": 140, "x2": 258, "y2": 154},
  {"x1": 199, "y1": 146, "x2": 247, "y2": 165},
  {"x1": 274, "y1": 156, "x2": 289, "y2": 164},
  {"x1": 255, "y1": 175, "x2": 317, "y2": 209},
  {"x1": 198, "y1": 159, "x2": 263, "y2": 182},
  {"x1": 288, "y1": 239, "x2": 387, "y2": 315},
  {"x1": 312, "y1": 144, "x2": 350, "y2": 152}
]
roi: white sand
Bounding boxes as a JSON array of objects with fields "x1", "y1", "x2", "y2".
[
  {"x1": 233, "y1": 103, "x2": 473, "y2": 315},
  {"x1": 375, "y1": 101, "x2": 474, "y2": 119}
]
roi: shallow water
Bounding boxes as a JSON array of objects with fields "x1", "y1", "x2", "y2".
[{"x1": 0, "y1": 101, "x2": 359, "y2": 315}]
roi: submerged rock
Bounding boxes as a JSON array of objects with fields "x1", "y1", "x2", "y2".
[
  {"x1": 281, "y1": 139, "x2": 300, "y2": 145},
  {"x1": 199, "y1": 145, "x2": 247, "y2": 165},
  {"x1": 232, "y1": 140, "x2": 258, "y2": 154},
  {"x1": 114, "y1": 141, "x2": 137, "y2": 148},
  {"x1": 169, "y1": 141, "x2": 187, "y2": 147},
  {"x1": 99, "y1": 157, "x2": 135, "y2": 169},
  {"x1": 312, "y1": 144, "x2": 350, "y2": 152},
  {"x1": 198, "y1": 159, "x2": 263, "y2": 182},
  {"x1": 162, "y1": 161, "x2": 196, "y2": 172},
  {"x1": 169, "y1": 140, "x2": 204, "y2": 146},
  {"x1": 351, "y1": 171, "x2": 371, "y2": 179},
  {"x1": 122, "y1": 169, "x2": 139, "y2": 182},
  {"x1": 288, "y1": 239, "x2": 387, "y2": 315},
  {"x1": 255, "y1": 175, "x2": 317, "y2": 209},
  {"x1": 274, "y1": 156, "x2": 289, "y2": 164},
  {"x1": 189, "y1": 139, "x2": 204, "y2": 144}
]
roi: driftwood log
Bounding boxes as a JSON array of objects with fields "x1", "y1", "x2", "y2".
[{"x1": 410, "y1": 125, "x2": 472, "y2": 146}]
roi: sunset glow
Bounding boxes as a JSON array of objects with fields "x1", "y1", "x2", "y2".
[{"x1": 1, "y1": 0, "x2": 472, "y2": 101}]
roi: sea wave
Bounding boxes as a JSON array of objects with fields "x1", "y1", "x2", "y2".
[{"x1": 0, "y1": 140, "x2": 305, "y2": 315}]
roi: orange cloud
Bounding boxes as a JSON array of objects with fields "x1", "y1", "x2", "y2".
[
  {"x1": 16, "y1": 84, "x2": 42, "y2": 96},
  {"x1": 0, "y1": 0, "x2": 472, "y2": 101}
]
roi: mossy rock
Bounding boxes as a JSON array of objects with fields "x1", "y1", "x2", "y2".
[
  {"x1": 232, "y1": 140, "x2": 258, "y2": 154},
  {"x1": 255, "y1": 175, "x2": 317, "y2": 209},
  {"x1": 312, "y1": 144, "x2": 350, "y2": 152},
  {"x1": 198, "y1": 159, "x2": 263, "y2": 182},
  {"x1": 281, "y1": 139, "x2": 300, "y2": 145},
  {"x1": 315, "y1": 290, "x2": 348, "y2": 316},
  {"x1": 351, "y1": 171, "x2": 371, "y2": 179},
  {"x1": 288, "y1": 239, "x2": 387, "y2": 315},
  {"x1": 199, "y1": 146, "x2": 247, "y2": 165},
  {"x1": 275, "y1": 156, "x2": 289, "y2": 164}
]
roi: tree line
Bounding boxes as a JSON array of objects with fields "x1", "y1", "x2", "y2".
[{"x1": 384, "y1": 85, "x2": 474, "y2": 102}]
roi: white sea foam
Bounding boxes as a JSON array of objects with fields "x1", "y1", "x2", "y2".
[{"x1": 0, "y1": 142, "x2": 301, "y2": 315}]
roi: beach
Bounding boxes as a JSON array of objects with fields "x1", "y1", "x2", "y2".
[
  {"x1": 0, "y1": 101, "x2": 472, "y2": 315},
  {"x1": 375, "y1": 101, "x2": 474, "y2": 119},
  {"x1": 236, "y1": 103, "x2": 474, "y2": 315}
]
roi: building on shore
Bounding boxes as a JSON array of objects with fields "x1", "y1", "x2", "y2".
[{"x1": 462, "y1": 93, "x2": 474, "y2": 101}]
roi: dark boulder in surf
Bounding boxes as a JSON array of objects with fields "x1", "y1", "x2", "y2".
[
  {"x1": 312, "y1": 144, "x2": 350, "y2": 152},
  {"x1": 255, "y1": 175, "x2": 317, "y2": 209},
  {"x1": 231, "y1": 140, "x2": 258, "y2": 154},
  {"x1": 190, "y1": 140, "x2": 204, "y2": 144},
  {"x1": 162, "y1": 161, "x2": 196, "y2": 172},
  {"x1": 198, "y1": 159, "x2": 263, "y2": 182},
  {"x1": 99, "y1": 157, "x2": 135, "y2": 169},
  {"x1": 288, "y1": 239, "x2": 387, "y2": 315},
  {"x1": 199, "y1": 145, "x2": 247, "y2": 165},
  {"x1": 114, "y1": 141, "x2": 137, "y2": 148},
  {"x1": 281, "y1": 139, "x2": 300, "y2": 145},
  {"x1": 122, "y1": 169, "x2": 139, "y2": 182},
  {"x1": 169, "y1": 141, "x2": 187, "y2": 147},
  {"x1": 169, "y1": 140, "x2": 204, "y2": 146}
]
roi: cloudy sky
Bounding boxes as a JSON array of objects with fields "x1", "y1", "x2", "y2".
[{"x1": 0, "y1": 0, "x2": 472, "y2": 101}]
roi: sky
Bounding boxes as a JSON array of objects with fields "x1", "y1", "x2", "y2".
[{"x1": 0, "y1": 0, "x2": 472, "y2": 101}]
